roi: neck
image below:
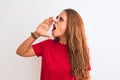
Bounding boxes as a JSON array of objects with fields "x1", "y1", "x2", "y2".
[{"x1": 58, "y1": 36, "x2": 67, "y2": 45}]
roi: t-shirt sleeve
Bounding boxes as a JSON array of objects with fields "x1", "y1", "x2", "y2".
[
  {"x1": 88, "y1": 64, "x2": 91, "y2": 71},
  {"x1": 87, "y1": 48, "x2": 91, "y2": 71},
  {"x1": 32, "y1": 41, "x2": 43, "y2": 57}
]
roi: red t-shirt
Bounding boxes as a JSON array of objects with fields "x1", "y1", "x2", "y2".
[{"x1": 32, "y1": 39, "x2": 91, "y2": 80}]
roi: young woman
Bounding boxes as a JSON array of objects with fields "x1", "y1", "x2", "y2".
[{"x1": 16, "y1": 8, "x2": 91, "y2": 80}]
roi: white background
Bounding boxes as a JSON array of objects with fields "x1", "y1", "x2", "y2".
[{"x1": 0, "y1": 0, "x2": 120, "y2": 80}]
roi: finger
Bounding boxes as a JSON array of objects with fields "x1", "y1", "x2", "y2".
[
  {"x1": 46, "y1": 17, "x2": 53, "y2": 23},
  {"x1": 45, "y1": 17, "x2": 51, "y2": 24},
  {"x1": 47, "y1": 17, "x2": 53, "y2": 27},
  {"x1": 42, "y1": 18, "x2": 48, "y2": 24}
]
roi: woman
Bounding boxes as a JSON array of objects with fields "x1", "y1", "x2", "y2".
[{"x1": 16, "y1": 8, "x2": 91, "y2": 80}]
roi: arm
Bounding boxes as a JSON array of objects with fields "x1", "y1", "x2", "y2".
[
  {"x1": 16, "y1": 35, "x2": 37, "y2": 57},
  {"x1": 86, "y1": 71, "x2": 91, "y2": 80},
  {"x1": 16, "y1": 17, "x2": 53, "y2": 57}
]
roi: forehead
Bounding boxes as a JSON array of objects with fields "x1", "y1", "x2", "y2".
[{"x1": 58, "y1": 11, "x2": 67, "y2": 21}]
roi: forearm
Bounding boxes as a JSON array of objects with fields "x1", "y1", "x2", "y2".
[
  {"x1": 16, "y1": 17, "x2": 53, "y2": 56},
  {"x1": 16, "y1": 35, "x2": 38, "y2": 56},
  {"x1": 16, "y1": 36, "x2": 35, "y2": 55}
]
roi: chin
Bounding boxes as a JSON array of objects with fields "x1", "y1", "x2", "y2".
[
  {"x1": 52, "y1": 33, "x2": 59, "y2": 38},
  {"x1": 52, "y1": 34, "x2": 57, "y2": 37},
  {"x1": 52, "y1": 33, "x2": 55, "y2": 37}
]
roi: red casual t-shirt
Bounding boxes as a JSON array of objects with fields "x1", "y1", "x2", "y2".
[{"x1": 32, "y1": 39, "x2": 91, "y2": 80}]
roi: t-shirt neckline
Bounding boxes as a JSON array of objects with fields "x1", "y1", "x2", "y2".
[{"x1": 53, "y1": 40, "x2": 67, "y2": 47}]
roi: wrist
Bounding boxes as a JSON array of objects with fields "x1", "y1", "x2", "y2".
[{"x1": 31, "y1": 32, "x2": 40, "y2": 39}]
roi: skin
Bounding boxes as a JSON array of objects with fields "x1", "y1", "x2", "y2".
[
  {"x1": 16, "y1": 11, "x2": 68, "y2": 57},
  {"x1": 16, "y1": 10, "x2": 90, "y2": 80},
  {"x1": 52, "y1": 11, "x2": 67, "y2": 45}
]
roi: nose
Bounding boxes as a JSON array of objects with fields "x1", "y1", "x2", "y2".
[{"x1": 53, "y1": 18, "x2": 58, "y2": 23}]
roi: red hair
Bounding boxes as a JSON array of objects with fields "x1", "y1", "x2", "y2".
[{"x1": 64, "y1": 8, "x2": 90, "y2": 80}]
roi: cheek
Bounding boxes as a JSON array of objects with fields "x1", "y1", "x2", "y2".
[{"x1": 58, "y1": 25, "x2": 67, "y2": 34}]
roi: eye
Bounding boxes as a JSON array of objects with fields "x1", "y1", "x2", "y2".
[{"x1": 56, "y1": 16, "x2": 58, "y2": 19}]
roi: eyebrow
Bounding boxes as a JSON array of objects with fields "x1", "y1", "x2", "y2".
[{"x1": 60, "y1": 16, "x2": 64, "y2": 21}]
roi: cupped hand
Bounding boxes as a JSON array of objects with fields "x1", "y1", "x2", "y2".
[{"x1": 35, "y1": 17, "x2": 54, "y2": 38}]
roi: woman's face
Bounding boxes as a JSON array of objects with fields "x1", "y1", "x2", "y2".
[{"x1": 52, "y1": 11, "x2": 67, "y2": 38}]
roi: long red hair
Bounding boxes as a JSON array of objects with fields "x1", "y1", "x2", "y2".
[{"x1": 64, "y1": 8, "x2": 90, "y2": 80}]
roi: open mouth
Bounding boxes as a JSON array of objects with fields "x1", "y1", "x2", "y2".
[{"x1": 53, "y1": 24, "x2": 56, "y2": 30}]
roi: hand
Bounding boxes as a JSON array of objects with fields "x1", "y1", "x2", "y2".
[{"x1": 35, "y1": 17, "x2": 54, "y2": 38}]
